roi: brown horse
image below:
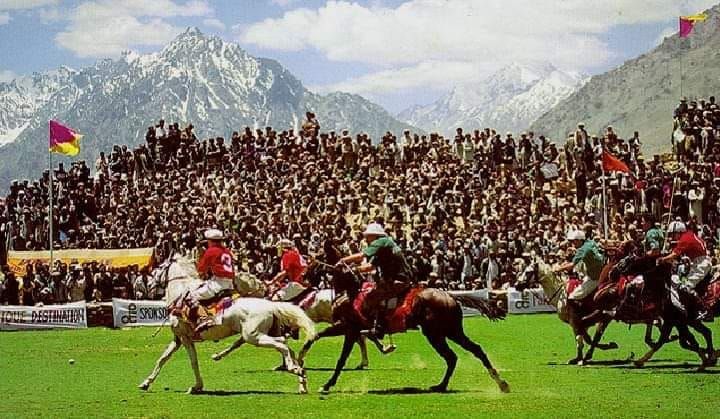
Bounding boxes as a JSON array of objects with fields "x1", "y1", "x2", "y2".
[
  {"x1": 297, "y1": 264, "x2": 510, "y2": 394},
  {"x1": 515, "y1": 259, "x2": 620, "y2": 365}
]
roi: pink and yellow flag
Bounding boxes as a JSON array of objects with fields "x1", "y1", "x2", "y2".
[
  {"x1": 679, "y1": 13, "x2": 708, "y2": 38},
  {"x1": 49, "y1": 120, "x2": 83, "y2": 156}
]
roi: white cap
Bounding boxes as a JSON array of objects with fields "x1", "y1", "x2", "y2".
[
  {"x1": 668, "y1": 221, "x2": 686, "y2": 233},
  {"x1": 277, "y1": 238, "x2": 294, "y2": 248},
  {"x1": 362, "y1": 223, "x2": 387, "y2": 237},
  {"x1": 204, "y1": 229, "x2": 225, "y2": 240},
  {"x1": 566, "y1": 230, "x2": 586, "y2": 241}
]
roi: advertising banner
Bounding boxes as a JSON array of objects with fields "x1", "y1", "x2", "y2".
[
  {"x1": 0, "y1": 301, "x2": 87, "y2": 330},
  {"x1": 507, "y1": 289, "x2": 556, "y2": 314},
  {"x1": 7, "y1": 248, "x2": 154, "y2": 276},
  {"x1": 112, "y1": 298, "x2": 168, "y2": 328}
]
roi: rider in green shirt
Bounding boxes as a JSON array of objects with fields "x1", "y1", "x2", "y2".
[{"x1": 336, "y1": 222, "x2": 413, "y2": 338}]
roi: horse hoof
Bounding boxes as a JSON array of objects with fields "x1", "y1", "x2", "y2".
[
  {"x1": 138, "y1": 382, "x2": 150, "y2": 391},
  {"x1": 429, "y1": 385, "x2": 447, "y2": 393},
  {"x1": 633, "y1": 361, "x2": 645, "y2": 368},
  {"x1": 187, "y1": 387, "x2": 203, "y2": 395},
  {"x1": 608, "y1": 342, "x2": 619, "y2": 350},
  {"x1": 382, "y1": 344, "x2": 397, "y2": 354},
  {"x1": 355, "y1": 363, "x2": 368, "y2": 370},
  {"x1": 578, "y1": 359, "x2": 587, "y2": 366},
  {"x1": 319, "y1": 386, "x2": 330, "y2": 394},
  {"x1": 498, "y1": 381, "x2": 510, "y2": 393},
  {"x1": 211, "y1": 354, "x2": 221, "y2": 361},
  {"x1": 567, "y1": 358, "x2": 581, "y2": 365},
  {"x1": 273, "y1": 364, "x2": 288, "y2": 372}
]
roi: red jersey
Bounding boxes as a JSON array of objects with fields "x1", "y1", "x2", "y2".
[
  {"x1": 673, "y1": 231, "x2": 707, "y2": 259},
  {"x1": 281, "y1": 248, "x2": 307, "y2": 283},
  {"x1": 197, "y1": 244, "x2": 235, "y2": 278}
]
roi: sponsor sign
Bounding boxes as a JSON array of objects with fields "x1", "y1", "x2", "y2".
[
  {"x1": 7, "y1": 248, "x2": 154, "y2": 276},
  {"x1": 0, "y1": 301, "x2": 87, "y2": 330},
  {"x1": 507, "y1": 289, "x2": 556, "y2": 314},
  {"x1": 112, "y1": 298, "x2": 168, "y2": 328}
]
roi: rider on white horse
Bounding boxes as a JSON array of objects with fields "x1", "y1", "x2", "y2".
[
  {"x1": 270, "y1": 238, "x2": 309, "y2": 301},
  {"x1": 191, "y1": 228, "x2": 235, "y2": 333}
]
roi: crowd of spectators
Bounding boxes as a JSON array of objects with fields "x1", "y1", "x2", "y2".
[{"x1": 1, "y1": 96, "x2": 720, "y2": 305}]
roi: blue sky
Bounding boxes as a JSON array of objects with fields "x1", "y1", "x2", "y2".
[{"x1": 0, "y1": 0, "x2": 715, "y2": 113}]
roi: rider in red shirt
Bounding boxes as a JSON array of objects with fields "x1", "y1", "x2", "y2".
[
  {"x1": 657, "y1": 220, "x2": 711, "y2": 320},
  {"x1": 191, "y1": 229, "x2": 235, "y2": 332},
  {"x1": 271, "y1": 239, "x2": 308, "y2": 300}
]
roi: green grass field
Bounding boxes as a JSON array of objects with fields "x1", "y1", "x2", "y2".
[{"x1": 2, "y1": 314, "x2": 720, "y2": 418}]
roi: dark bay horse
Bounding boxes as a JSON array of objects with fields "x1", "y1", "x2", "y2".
[{"x1": 298, "y1": 264, "x2": 510, "y2": 394}]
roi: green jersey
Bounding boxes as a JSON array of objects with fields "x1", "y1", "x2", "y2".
[
  {"x1": 644, "y1": 228, "x2": 665, "y2": 253},
  {"x1": 363, "y1": 236, "x2": 411, "y2": 281},
  {"x1": 572, "y1": 239, "x2": 605, "y2": 282}
]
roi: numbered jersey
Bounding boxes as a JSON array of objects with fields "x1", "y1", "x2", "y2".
[{"x1": 197, "y1": 244, "x2": 235, "y2": 279}]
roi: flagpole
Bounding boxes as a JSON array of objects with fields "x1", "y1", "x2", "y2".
[
  {"x1": 601, "y1": 145, "x2": 608, "y2": 240},
  {"x1": 49, "y1": 147, "x2": 54, "y2": 267}
]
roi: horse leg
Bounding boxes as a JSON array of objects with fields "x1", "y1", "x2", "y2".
[
  {"x1": 581, "y1": 320, "x2": 612, "y2": 365},
  {"x1": 635, "y1": 321, "x2": 673, "y2": 368},
  {"x1": 184, "y1": 340, "x2": 204, "y2": 394},
  {"x1": 298, "y1": 322, "x2": 346, "y2": 367},
  {"x1": 567, "y1": 305, "x2": 585, "y2": 364},
  {"x1": 211, "y1": 337, "x2": 245, "y2": 362},
  {"x1": 644, "y1": 323, "x2": 656, "y2": 347},
  {"x1": 248, "y1": 333, "x2": 307, "y2": 393},
  {"x1": 448, "y1": 332, "x2": 510, "y2": 393},
  {"x1": 688, "y1": 321, "x2": 716, "y2": 368},
  {"x1": 139, "y1": 337, "x2": 180, "y2": 390},
  {"x1": 424, "y1": 332, "x2": 457, "y2": 393},
  {"x1": 320, "y1": 333, "x2": 357, "y2": 394},
  {"x1": 357, "y1": 336, "x2": 370, "y2": 370},
  {"x1": 368, "y1": 335, "x2": 397, "y2": 355}
]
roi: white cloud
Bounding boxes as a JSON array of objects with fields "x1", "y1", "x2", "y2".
[
  {"x1": 313, "y1": 61, "x2": 489, "y2": 96},
  {"x1": 0, "y1": 0, "x2": 58, "y2": 11},
  {"x1": 55, "y1": 0, "x2": 213, "y2": 58},
  {"x1": 38, "y1": 7, "x2": 63, "y2": 23},
  {"x1": 0, "y1": 70, "x2": 17, "y2": 83},
  {"x1": 240, "y1": 0, "x2": 719, "y2": 94},
  {"x1": 202, "y1": 17, "x2": 225, "y2": 31},
  {"x1": 270, "y1": 0, "x2": 300, "y2": 7},
  {"x1": 0, "y1": 0, "x2": 58, "y2": 23}
]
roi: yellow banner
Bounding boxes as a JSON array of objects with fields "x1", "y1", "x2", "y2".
[{"x1": 7, "y1": 248, "x2": 154, "y2": 276}]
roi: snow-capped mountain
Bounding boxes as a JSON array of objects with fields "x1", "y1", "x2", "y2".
[
  {"x1": 398, "y1": 63, "x2": 587, "y2": 136},
  {"x1": 0, "y1": 67, "x2": 77, "y2": 147},
  {"x1": 0, "y1": 27, "x2": 415, "y2": 188}
]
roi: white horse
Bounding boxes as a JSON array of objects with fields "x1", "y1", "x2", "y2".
[{"x1": 138, "y1": 255, "x2": 316, "y2": 394}]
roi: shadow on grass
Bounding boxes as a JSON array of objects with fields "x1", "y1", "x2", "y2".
[
  {"x1": 169, "y1": 389, "x2": 292, "y2": 396},
  {"x1": 366, "y1": 387, "x2": 465, "y2": 395},
  {"x1": 612, "y1": 363, "x2": 720, "y2": 374}
]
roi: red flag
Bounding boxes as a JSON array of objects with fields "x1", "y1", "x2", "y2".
[{"x1": 602, "y1": 150, "x2": 630, "y2": 173}]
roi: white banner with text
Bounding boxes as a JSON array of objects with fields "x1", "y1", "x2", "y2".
[
  {"x1": 507, "y1": 289, "x2": 556, "y2": 314},
  {"x1": 0, "y1": 302, "x2": 88, "y2": 331},
  {"x1": 112, "y1": 298, "x2": 169, "y2": 328}
]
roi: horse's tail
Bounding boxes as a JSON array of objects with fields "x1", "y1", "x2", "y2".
[
  {"x1": 274, "y1": 303, "x2": 318, "y2": 343},
  {"x1": 452, "y1": 294, "x2": 506, "y2": 321}
]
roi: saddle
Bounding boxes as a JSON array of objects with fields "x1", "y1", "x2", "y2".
[
  {"x1": 353, "y1": 282, "x2": 422, "y2": 334},
  {"x1": 286, "y1": 287, "x2": 318, "y2": 311},
  {"x1": 170, "y1": 289, "x2": 240, "y2": 324}
]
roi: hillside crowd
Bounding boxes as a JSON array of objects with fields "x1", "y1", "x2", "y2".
[{"x1": 1, "y1": 95, "x2": 720, "y2": 305}]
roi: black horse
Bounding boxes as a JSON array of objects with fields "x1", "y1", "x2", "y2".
[{"x1": 298, "y1": 241, "x2": 510, "y2": 393}]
